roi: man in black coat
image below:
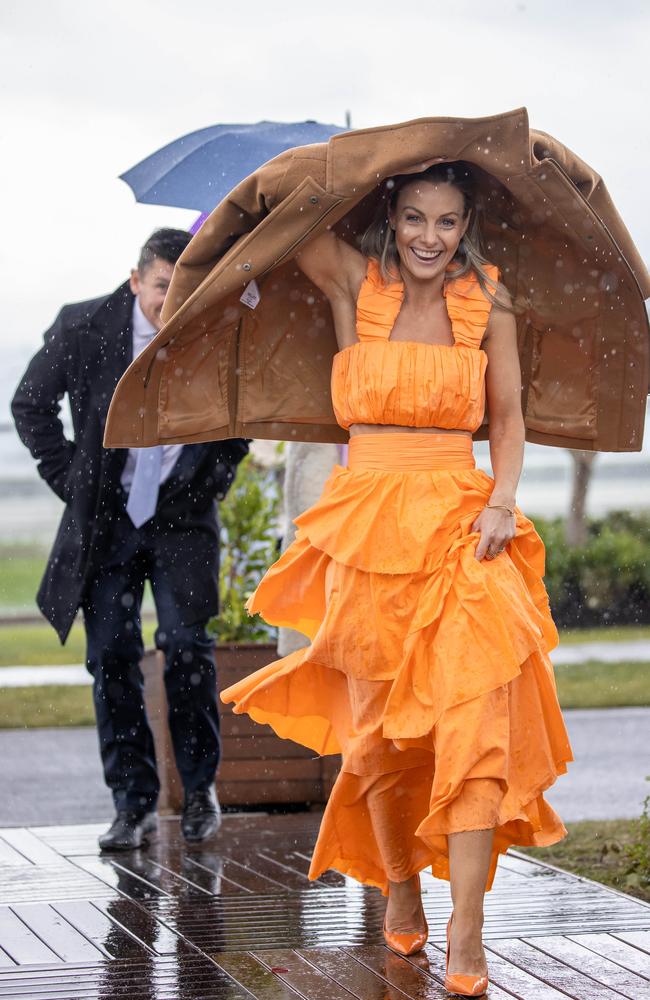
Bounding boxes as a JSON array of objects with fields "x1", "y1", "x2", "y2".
[{"x1": 12, "y1": 229, "x2": 249, "y2": 850}]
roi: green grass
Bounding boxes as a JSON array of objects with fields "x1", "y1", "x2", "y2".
[
  {"x1": 558, "y1": 625, "x2": 650, "y2": 644},
  {"x1": 554, "y1": 660, "x2": 650, "y2": 709},
  {"x1": 0, "y1": 543, "x2": 49, "y2": 610},
  {"x1": 0, "y1": 621, "x2": 157, "y2": 666},
  {"x1": 519, "y1": 818, "x2": 650, "y2": 903},
  {"x1": 0, "y1": 685, "x2": 95, "y2": 729}
]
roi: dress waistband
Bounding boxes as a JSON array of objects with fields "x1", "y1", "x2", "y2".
[{"x1": 347, "y1": 432, "x2": 475, "y2": 472}]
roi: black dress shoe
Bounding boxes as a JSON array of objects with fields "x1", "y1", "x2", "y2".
[
  {"x1": 98, "y1": 810, "x2": 158, "y2": 852},
  {"x1": 181, "y1": 786, "x2": 221, "y2": 842}
]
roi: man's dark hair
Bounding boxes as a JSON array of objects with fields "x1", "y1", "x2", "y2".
[{"x1": 137, "y1": 228, "x2": 192, "y2": 273}]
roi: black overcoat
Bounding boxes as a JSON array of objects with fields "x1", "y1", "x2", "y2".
[{"x1": 11, "y1": 282, "x2": 249, "y2": 642}]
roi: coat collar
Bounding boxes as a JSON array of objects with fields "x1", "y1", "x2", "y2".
[{"x1": 326, "y1": 108, "x2": 531, "y2": 196}]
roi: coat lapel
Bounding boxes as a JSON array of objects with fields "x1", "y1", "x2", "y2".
[{"x1": 91, "y1": 281, "x2": 134, "y2": 383}]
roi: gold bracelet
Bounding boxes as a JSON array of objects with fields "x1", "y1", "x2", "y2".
[{"x1": 486, "y1": 502, "x2": 515, "y2": 516}]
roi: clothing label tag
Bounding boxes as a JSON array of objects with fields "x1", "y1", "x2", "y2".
[{"x1": 240, "y1": 279, "x2": 261, "y2": 310}]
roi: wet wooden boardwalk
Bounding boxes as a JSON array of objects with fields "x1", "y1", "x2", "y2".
[{"x1": 0, "y1": 813, "x2": 648, "y2": 999}]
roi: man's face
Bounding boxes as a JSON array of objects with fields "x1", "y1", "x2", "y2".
[{"x1": 129, "y1": 257, "x2": 175, "y2": 330}]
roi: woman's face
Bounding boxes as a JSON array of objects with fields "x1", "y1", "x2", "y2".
[{"x1": 389, "y1": 180, "x2": 468, "y2": 282}]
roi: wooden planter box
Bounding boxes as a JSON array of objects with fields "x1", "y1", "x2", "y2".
[{"x1": 142, "y1": 644, "x2": 339, "y2": 815}]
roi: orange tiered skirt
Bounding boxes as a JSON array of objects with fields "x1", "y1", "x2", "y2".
[{"x1": 221, "y1": 433, "x2": 573, "y2": 892}]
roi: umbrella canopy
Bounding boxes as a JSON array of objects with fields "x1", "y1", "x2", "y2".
[{"x1": 119, "y1": 120, "x2": 346, "y2": 214}]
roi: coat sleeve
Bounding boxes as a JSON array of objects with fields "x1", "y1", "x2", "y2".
[
  {"x1": 530, "y1": 129, "x2": 650, "y2": 299},
  {"x1": 11, "y1": 308, "x2": 76, "y2": 501},
  {"x1": 161, "y1": 147, "x2": 305, "y2": 323}
]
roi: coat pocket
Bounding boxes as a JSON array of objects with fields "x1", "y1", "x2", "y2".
[{"x1": 524, "y1": 317, "x2": 599, "y2": 441}]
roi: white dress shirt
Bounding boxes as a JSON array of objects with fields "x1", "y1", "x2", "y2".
[{"x1": 120, "y1": 298, "x2": 183, "y2": 490}]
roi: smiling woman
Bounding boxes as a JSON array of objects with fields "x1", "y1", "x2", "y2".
[
  {"x1": 106, "y1": 111, "x2": 649, "y2": 1000},
  {"x1": 221, "y1": 155, "x2": 570, "y2": 996}
]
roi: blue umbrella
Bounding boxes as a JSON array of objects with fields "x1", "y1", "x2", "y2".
[{"x1": 119, "y1": 120, "x2": 346, "y2": 215}]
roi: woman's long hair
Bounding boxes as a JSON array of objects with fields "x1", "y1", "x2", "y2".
[{"x1": 360, "y1": 161, "x2": 508, "y2": 307}]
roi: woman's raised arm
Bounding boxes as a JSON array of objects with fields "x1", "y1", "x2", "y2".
[{"x1": 295, "y1": 230, "x2": 366, "y2": 303}]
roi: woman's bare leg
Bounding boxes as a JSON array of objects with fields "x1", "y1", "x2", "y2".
[
  {"x1": 385, "y1": 873, "x2": 425, "y2": 932},
  {"x1": 447, "y1": 829, "x2": 494, "y2": 975},
  {"x1": 365, "y1": 773, "x2": 426, "y2": 932}
]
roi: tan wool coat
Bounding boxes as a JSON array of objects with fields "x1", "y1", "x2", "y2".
[{"x1": 105, "y1": 108, "x2": 650, "y2": 453}]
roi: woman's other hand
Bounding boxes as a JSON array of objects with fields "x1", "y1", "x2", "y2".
[{"x1": 472, "y1": 506, "x2": 516, "y2": 560}]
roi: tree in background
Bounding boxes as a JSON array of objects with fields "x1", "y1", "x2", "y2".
[{"x1": 566, "y1": 450, "x2": 597, "y2": 547}]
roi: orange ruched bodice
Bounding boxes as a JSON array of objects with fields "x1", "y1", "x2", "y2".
[{"x1": 331, "y1": 259, "x2": 499, "y2": 432}]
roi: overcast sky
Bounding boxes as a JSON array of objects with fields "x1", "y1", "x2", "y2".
[{"x1": 1, "y1": 0, "x2": 648, "y2": 400}]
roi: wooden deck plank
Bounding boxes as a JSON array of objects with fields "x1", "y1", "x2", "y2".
[
  {"x1": 479, "y1": 943, "x2": 575, "y2": 999},
  {"x1": 72, "y1": 855, "x2": 171, "y2": 900},
  {"x1": 299, "y1": 946, "x2": 419, "y2": 999},
  {"x1": 272, "y1": 848, "x2": 346, "y2": 887},
  {"x1": 254, "y1": 948, "x2": 366, "y2": 1000},
  {"x1": 113, "y1": 854, "x2": 215, "y2": 898},
  {"x1": 0, "y1": 947, "x2": 15, "y2": 969},
  {"x1": 223, "y1": 847, "x2": 314, "y2": 891},
  {"x1": 569, "y1": 932, "x2": 650, "y2": 979},
  {"x1": 614, "y1": 929, "x2": 650, "y2": 954},
  {"x1": 51, "y1": 900, "x2": 150, "y2": 959},
  {"x1": 0, "y1": 815, "x2": 645, "y2": 995},
  {"x1": 345, "y1": 944, "x2": 465, "y2": 998},
  {"x1": 523, "y1": 934, "x2": 650, "y2": 999},
  {"x1": 0, "y1": 830, "x2": 66, "y2": 867},
  {"x1": 0, "y1": 909, "x2": 61, "y2": 966},
  {"x1": 185, "y1": 855, "x2": 269, "y2": 894},
  {"x1": 0, "y1": 840, "x2": 33, "y2": 868},
  {"x1": 0, "y1": 862, "x2": 117, "y2": 906},
  {"x1": 92, "y1": 897, "x2": 195, "y2": 957},
  {"x1": 215, "y1": 953, "x2": 303, "y2": 998},
  {"x1": 143, "y1": 842, "x2": 270, "y2": 896},
  {"x1": 406, "y1": 947, "x2": 519, "y2": 999},
  {"x1": 487, "y1": 937, "x2": 634, "y2": 999},
  {"x1": 10, "y1": 903, "x2": 106, "y2": 964},
  {"x1": 0, "y1": 955, "x2": 251, "y2": 999}
]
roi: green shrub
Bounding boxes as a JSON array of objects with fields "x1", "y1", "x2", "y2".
[
  {"x1": 536, "y1": 511, "x2": 650, "y2": 628},
  {"x1": 625, "y1": 777, "x2": 650, "y2": 895},
  {"x1": 209, "y1": 452, "x2": 282, "y2": 642}
]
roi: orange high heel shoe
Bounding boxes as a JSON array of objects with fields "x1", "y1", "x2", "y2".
[
  {"x1": 445, "y1": 913, "x2": 489, "y2": 997},
  {"x1": 382, "y1": 874, "x2": 429, "y2": 957}
]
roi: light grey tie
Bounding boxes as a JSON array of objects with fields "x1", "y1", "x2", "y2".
[{"x1": 126, "y1": 446, "x2": 163, "y2": 528}]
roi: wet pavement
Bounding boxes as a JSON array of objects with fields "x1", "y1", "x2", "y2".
[{"x1": 1, "y1": 707, "x2": 649, "y2": 828}]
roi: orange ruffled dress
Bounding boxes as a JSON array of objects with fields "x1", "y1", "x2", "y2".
[{"x1": 221, "y1": 259, "x2": 573, "y2": 893}]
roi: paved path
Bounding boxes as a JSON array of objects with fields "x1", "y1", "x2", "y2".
[
  {"x1": 551, "y1": 639, "x2": 650, "y2": 665},
  {"x1": 1, "y1": 707, "x2": 648, "y2": 827},
  {"x1": 545, "y1": 706, "x2": 650, "y2": 822},
  {"x1": 1, "y1": 639, "x2": 649, "y2": 687}
]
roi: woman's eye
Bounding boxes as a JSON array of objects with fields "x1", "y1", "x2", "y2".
[
  {"x1": 406, "y1": 214, "x2": 421, "y2": 223},
  {"x1": 441, "y1": 218, "x2": 455, "y2": 227}
]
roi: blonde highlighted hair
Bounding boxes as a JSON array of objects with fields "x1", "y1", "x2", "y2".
[{"x1": 360, "y1": 161, "x2": 508, "y2": 307}]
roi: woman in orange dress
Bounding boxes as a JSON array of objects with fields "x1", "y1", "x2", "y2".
[{"x1": 221, "y1": 161, "x2": 572, "y2": 998}]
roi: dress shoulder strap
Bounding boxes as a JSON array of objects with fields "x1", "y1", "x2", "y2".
[
  {"x1": 356, "y1": 258, "x2": 404, "y2": 342},
  {"x1": 445, "y1": 263, "x2": 501, "y2": 349}
]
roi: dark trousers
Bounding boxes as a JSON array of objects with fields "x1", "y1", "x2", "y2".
[{"x1": 83, "y1": 507, "x2": 220, "y2": 812}]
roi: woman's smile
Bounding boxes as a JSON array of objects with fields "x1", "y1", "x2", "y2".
[{"x1": 410, "y1": 246, "x2": 444, "y2": 264}]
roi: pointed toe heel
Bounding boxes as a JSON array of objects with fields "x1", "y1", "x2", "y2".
[
  {"x1": 382, "y1": 916, "x2": 429, "y2": 957},
  {"x1": 382, "y1": 873, "x2": 429, "y2": 957},
  {"x1": 445, "y1": 914, "x2": 489, "y2": 997}
]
